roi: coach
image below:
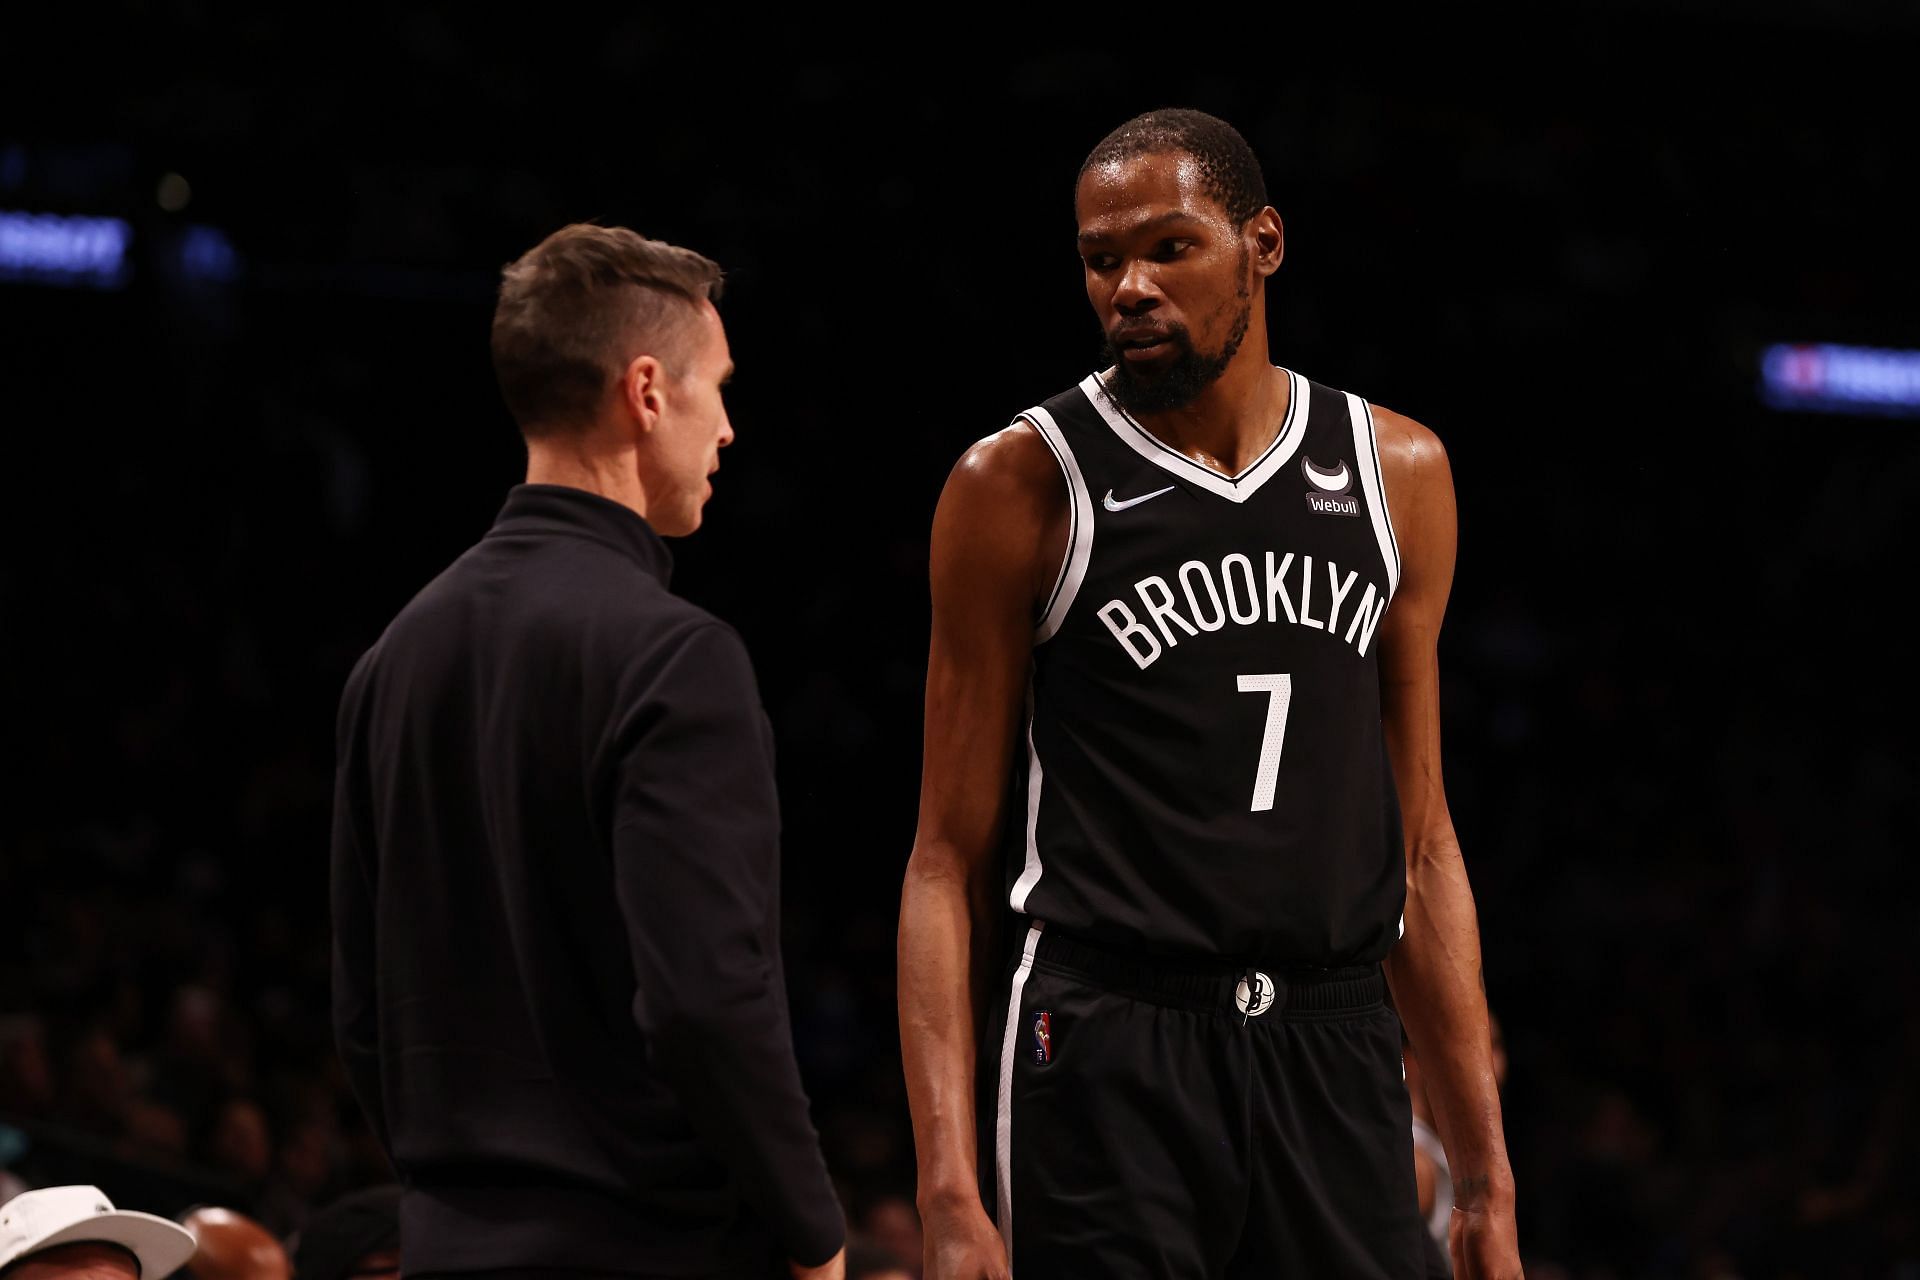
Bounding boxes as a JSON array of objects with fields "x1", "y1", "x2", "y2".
[{"x1": 330, "y1": 224, "x2": 845, "y2": 1280}]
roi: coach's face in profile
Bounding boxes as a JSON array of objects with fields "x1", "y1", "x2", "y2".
[{"x1": 623, "y1": 299, "x2": 735, "y2": 536}]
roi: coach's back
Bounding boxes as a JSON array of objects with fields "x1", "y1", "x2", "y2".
[{"x1": 331, "y1": 483, "x2": 842, "y2": 1276}]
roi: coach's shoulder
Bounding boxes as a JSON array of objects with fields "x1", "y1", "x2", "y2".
[
  {"x1": 634, "y1": 602, "x2": 753, "y2": 674},
  {"x1": 612, "y1": 590, "x2": 733, "y2": 667},
  {"x1": 607, "y1": 601, "x2": 746, "y2": 688},
  {"x1": 334, "y1": 637, "x2": 384, "y2": 745}
]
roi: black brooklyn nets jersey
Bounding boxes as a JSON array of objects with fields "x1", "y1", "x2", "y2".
[{"x1": 1005, "y1": 367, "x2": 1407, "y2": 968}]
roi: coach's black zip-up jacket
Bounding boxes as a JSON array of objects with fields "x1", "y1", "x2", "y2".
[{"x1": 330, "y1": 484, "x2": 844, "y2": 1275}]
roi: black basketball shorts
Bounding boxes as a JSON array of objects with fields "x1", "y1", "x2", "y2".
[{"x1": 980, "y1": 923, "x2": 1425, "y2": 1278}]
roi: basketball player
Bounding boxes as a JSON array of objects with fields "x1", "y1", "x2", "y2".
[{"x1": 897, "y1": 110, "x2": 1520, "y2": 1278}]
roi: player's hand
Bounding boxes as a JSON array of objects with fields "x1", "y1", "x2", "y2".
[
  {"x1": 921, "y1": 1196, "x2": 1012, "y2": 1280},
  {"x1": 1448, "y1": 1198, "x2": 1523, "y2": 1280},
  {"x1": 788, "y1": 1245, "x2": 846, "y2": 1280}
]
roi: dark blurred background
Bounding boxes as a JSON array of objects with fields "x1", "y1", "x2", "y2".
[{"x1": 2, "y1": 8, "x2": 1917, "y2": 1278}]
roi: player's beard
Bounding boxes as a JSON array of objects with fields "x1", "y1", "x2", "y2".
[{"x1": 1100, "y1": 267, "x2": 1253, "y2": 417}]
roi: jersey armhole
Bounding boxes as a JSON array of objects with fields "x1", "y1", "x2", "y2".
[
  {"x1": 1018, "y1": 408, "x2": 1095, "y2": 643},
  {"x1": 1345, "y1": 393, "x2": 1402, "y2": 601}
]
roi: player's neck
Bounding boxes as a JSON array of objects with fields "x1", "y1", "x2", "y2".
[
  {"x1": 524, "y1": 436, "x2": 650, "y2": 522},
  {"x1": 1131, "y1": 344, "x2": 1290, "y2": 477}
]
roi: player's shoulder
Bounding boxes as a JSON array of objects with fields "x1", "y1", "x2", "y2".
[
  {"x1": 1361, "y1": 401, "x2": 1452, "y2": 498},
  {"x1": 932, "y1": 407, "x2": 1073, "y2": 603},
  {"x1": 942, "y1": 412, "x2": 1066, "y2": 515},
  {"x1": 952, "y1": 414, "x2": 1059, "y2": 484},
  {"x1": 1365, "y1": 403, "x2": 1447, "y2": 471}
]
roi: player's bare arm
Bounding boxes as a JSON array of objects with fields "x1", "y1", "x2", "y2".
[
  {"x1": 1374, "y1": 405, "x2": 1523, "y2": 1280},
  {"x1": 898, "y1": 422, "x2": 1065, "y2": 1280}
]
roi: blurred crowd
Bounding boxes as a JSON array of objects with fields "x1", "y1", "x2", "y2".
[{"x1": 0, "y1": 1183, "x2": 405, "y2": 1280}]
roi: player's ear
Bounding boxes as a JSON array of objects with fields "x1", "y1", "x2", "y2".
[
  {"x1": 622, "y1": 354, "x2": 667, "y2": 434},
  {"x1": 1250, "y1": 208, "x2": 1284, "y2": 277}
]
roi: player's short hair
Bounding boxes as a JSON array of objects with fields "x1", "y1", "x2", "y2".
[
  {"x1": 1079, "y1": 108, "x2": 1269, "y2": 227},
  {"x1": 490, "y1": 223, "x2": 724, "y2": 439}
]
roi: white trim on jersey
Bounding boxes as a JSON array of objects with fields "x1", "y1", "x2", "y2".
[
  {"x1": 1010, "y1": 691, "x2": 1045, "y2": 912},
  {"x1": 995, "y1": 921, "x2": 1046, "y2": 1260},
  {"x1": 1006, "y1": 404, "x2": 1093, "y2": 917},
  {"x1": 1019, "y1": 406, "x2": 1097, "y2": 643},
  {"x1": 1077, "y1": 367, "x2": 1309, "y2": 503},
  {"x1": 1347, "y1": 392, "x2": 1402, "y2": 599}
]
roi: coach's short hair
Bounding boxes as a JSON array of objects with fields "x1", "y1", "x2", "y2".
[
  {"x1": 490, "y1": 223, "x2": 723, "y2": 439},
  {"x1": 1079, "y1": 109, "x2": 1269, "y2": 227}
]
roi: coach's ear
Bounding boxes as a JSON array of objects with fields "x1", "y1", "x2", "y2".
[{"x1": 620, "y1": 354, "x2": 668, "y2": 435}]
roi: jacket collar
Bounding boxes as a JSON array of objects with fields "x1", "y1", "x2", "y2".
[{"x1": 487, "y1": 484, "x2": 674, "y2": 585}]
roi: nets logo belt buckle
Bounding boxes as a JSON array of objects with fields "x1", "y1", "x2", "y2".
[{"x1": 1236, "y1": 969, "x2": 1279, "y2": 1020}]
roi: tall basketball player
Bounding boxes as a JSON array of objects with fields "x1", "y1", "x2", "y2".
[{"x1": 897, "y1": 110, "x2": 1521, "y2": 1278}]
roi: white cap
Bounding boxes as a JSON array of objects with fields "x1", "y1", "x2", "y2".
[{"x1": 0, "y1": 1185, "x2": 197, "y2": 1277}]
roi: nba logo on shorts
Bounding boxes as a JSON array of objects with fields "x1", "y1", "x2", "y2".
[{"x1": 1032, "y1": 1011, "x2": 1052, "y2": 1064}]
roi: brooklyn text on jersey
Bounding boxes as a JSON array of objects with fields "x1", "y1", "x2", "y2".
[
  {"x1": 1001, "y1": 367, "x2": 1406, "y2": 969},
  {"x1": 1094, "y1": 549, "x2": 1389, "y2": 670}
]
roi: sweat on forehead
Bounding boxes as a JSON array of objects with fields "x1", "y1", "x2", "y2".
[
  {"x1": 1075, "y1": 158, "x2": 1228, "y2": 241},
  {"x1": 1077, "y1": 108, "x2": 1269, "y2": 227}
]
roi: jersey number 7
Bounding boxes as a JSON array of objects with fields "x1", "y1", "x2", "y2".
[{"x1": 1235, "y1": 673, "x2": 1293, "y2": 812}]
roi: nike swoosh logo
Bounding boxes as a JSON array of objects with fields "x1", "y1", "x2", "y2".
[
  {"x1": 1102, "y1": 485, "x2": 1177, "y2": 512},
  {"x1": 1303, "y1": 460, "x2": 1351, "y2": 492}
]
